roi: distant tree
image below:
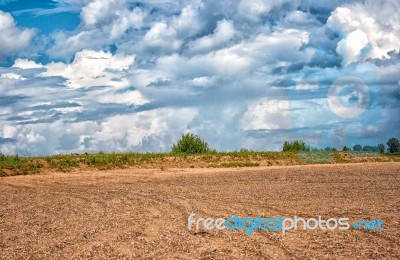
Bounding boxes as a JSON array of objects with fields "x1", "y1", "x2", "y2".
[
  {"x1": 332, "y1": 148, "x2": 337, "y2": 152},
  {"x1": 342, "y1": 146, "x2": 350, "y2": 151},
  {"x1": 324, "y1": 147, "x2": 332, "y2": 151},
  {"x1": 363, "y1": 145, "x2": 376, "y2": 152},
  {"x1": 387, "y1": 137, "x2": 400, "y2": 153},
  {"x1": 171, "y1": 133, "x2": 210, "y2": 154},
  {"x1": 378, "y1": 144, "x2": 385, "y2": 154},
  {"x1": 282, "y1": 140, "x2": 308, "y2": 152},
  {"x1": 353, "y1": 144, "x2": 362, "y2": 151},
  {"x1": 310, "y1": 147, "x2": 321, "y2": 152}
]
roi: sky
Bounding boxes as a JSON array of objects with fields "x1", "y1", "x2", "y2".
[{"x1": 0, "y1": 0, "x2": 399, "y2": 156}]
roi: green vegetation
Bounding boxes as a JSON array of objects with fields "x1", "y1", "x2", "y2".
[
  {"x1": 0, "y1": 154, "x2": 44, "y2": 176},
  {"x1": 353, "y1": 144, "x2": 362, "y2": 151},
  {"x1": 218, "y1": 162, "x2": 260, "y2": 168},
  {"x1": 0, "y1": 135, "x2": 399, "y2": 177},
  {"x1": 171, "y1": 133, "x2": 210, "y2": 154},
  {"x1": 282, "y1": 140, "x2": 309, "y2": 152},
  {"x1": 387, "y1": 137, "x2": 400, "y2": 153}
]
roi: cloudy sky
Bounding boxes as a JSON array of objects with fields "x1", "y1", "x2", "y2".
[{"x1": 0, "y1": 0, "x2": 399, "y2": 155}]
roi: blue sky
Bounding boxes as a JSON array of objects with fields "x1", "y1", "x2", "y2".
[{"x1": 0, "y1": 0, "x2": 399, "y2": 155}]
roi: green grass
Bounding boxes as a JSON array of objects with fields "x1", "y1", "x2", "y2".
[
  {"x1": 220, "y1": 161, "x2": 260, "y2": 167},
  {"x1": 0, "y1": 151, "x2": 399, "y2": 177},
  {"x1": 0, "y1": 155, "x2": 44, "y2": 175},
  {"x1": 297, "y1": 151, "x2": 333, "y2": 163}
]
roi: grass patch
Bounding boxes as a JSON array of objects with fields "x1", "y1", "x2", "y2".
[
  {"x1": 0, "y1": 155, "x2": 44, "y2": 176},
  {"x1": 220, "y1": 161, "x2": 260, "y2": 167},
  {"x1": 297, "y1": 151, "x2": 333, "y2": 163}
]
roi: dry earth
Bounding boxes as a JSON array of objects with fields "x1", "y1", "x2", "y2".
[{"x1": 0, "y1": 162, "x2": 399, "y2": 259}]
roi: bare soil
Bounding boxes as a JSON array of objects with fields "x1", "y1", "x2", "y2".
[{"x1": 0, "y1": 162, "x2": 399, "y2": 259}]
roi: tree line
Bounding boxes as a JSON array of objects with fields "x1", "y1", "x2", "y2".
[
  {"x1": 282, "y1": 137, "x2": 400, "y2": 154},
  {"x1": 171, "y1": 134, "x2": 400, "y2": 154}
]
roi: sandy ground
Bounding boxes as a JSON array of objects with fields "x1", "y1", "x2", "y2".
[{"x1": 0, "y1": 162, "x2": 399, "y2": 259}]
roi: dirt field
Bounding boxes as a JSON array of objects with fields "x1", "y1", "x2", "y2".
[{"x1": 0, "y1": 162, "x2": 399, "y2": 259}]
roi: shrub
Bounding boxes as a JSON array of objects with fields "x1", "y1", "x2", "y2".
[
  {"x1": 171, "y1": 133, "x2": 210, "y2": 154},
  {"x1": 282, "y1": 140, "x2": 309, "y2": 152}
]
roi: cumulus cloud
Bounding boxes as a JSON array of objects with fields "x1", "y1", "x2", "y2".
[
  {"x1": 0, "y1": 108, "x2": 196, "y2": 155},
  {"x1": 0, "y1": 0, "x2": 399, "y2": 155},
  {"x1": 43, "y1": 50, "x2": 135, "y2": 89},
  {"x1": 327, "y1": 0, "x2": 400, "y2": 64},
  {"x1": 241, "y1": 99, "x2": 292, "y2": 131},
  {"x1": 81, "y1": 0, "x2": 145, "y2": 38},
  {"x1": 0, "y1": 11, "x2": 36, "y2": 57},
  {"x1": 187, "y1": 19, "x2": 235, "y2": 54},
  {"x1": 122, "y1": 1, "x2": 204, "y2": 61},
  {"x1": 48, "y1": 0, "x2": 146, "y2": 59},
  {"x1": 12, "y1": 59, "x2": 44, "y2": 69},
  {"x1": 157, "y1": 29, "x2": 310, "y2": 79},
  {"x1": 135, "y1": 22, "x2": 183, "y2": 56},
  {"x1": 237, "y1": 0, "x2": 297, "y2": 22}
]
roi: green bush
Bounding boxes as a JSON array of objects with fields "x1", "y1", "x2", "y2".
[
  {"x1": 282, "y1": 140, "x2": 309, "y2": 152},
  {"x1": 171, "y1": 133, "x2": 210, "y2": 154}
]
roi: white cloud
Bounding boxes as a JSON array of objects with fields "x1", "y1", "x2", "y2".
[
  {"x1": 241, "y1": 99, "x2": 292, "y2": 130},
  {"x1": 137, "y1": 22, "x2": 182, "y2": 54},
  {"x1": 25, "y1": 130, "x2": 45, "y2": 143},
  {"x1": 0, "y1": 73, "x2": 26, "y2": 80},
  {"x1": 237, "y1": 0, "x2": 296, "y2": 22},
  {"x1": 188, "y1": 19, "x2": 235, "y2": 54},
  {"x1": 96, "y1": 90, "x2": 148, "y2": 105},
  {"x1": 89, "y1": 108, "x2": 197, "y2": 152},
  {"x1": 0, "y1": 11, "x2": 36, "y2": 57},
  {"x1": 115, "y1": 2, "x2": 206, "y2": 59},
  {"x1": 81, "y1": 0, "x2": 117, "y2": 28},
  {"x1": 81, "y1": 0, "x2": 145, "y2": 39},
  {"x1": 285, "y1": 10, "x2": 317, "y2": 25},
  {"x1": 327, "y1": 0, "x2": 400, "y2": 64},
  {"x1": 13, "y1": 59, "x2": 44, "y2": 69},
  {"x1": 335, "y1": 29, "x2": 369, "y2": 65},
  {"x1": 238, "y1": 0, "x2": 273, "y2": 22},
  {"x1": 42, "y1": 49, "x2": 134, "y2": 89},
  {"x1": 157, "y1": 29, "x2": 310, "y2": 78},
  {"x1": 48, "y1": 0, "x2": 146, "y2": 58},
  {"x1": 0, "y1": 124, "x2": 17, "y2": 139},
  {"x1": 171, "y1": 2, "x2": 203, "y2": 37},
  {"x1": 157, "y1": 50, "x2": 252, "y2": 78},
  {"x1": 0, "y1": 107, "x2": 197, "y2": 155},
  {"x1": 189, "y1": 76, "x2": 217, "y2": 88},
  {"x1": 295, "y1": 82, "x2": 319, "y2": 91}
]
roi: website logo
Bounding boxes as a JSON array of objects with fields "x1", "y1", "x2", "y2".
[{"x1": 188, "y1": 213, "x2": 384, "y2": 236}]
